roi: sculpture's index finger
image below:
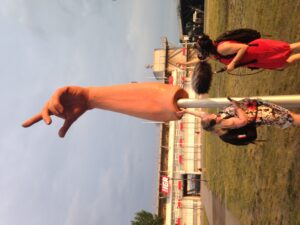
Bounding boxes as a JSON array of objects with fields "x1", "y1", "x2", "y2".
[{"x1": 22, "y1": 113, "x2": 43, "y2": 127}]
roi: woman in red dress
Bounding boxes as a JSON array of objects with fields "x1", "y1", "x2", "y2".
[{"x1": 196, "y1": 34, "x2": 300, "y2": 71}]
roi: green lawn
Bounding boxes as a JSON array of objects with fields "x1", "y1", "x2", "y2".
[
  {"x1": 203, "y1": 1, "x2": 300, "y2": 225},
  {"x1": 202, "y1": 208, "x2": 210, "y2": 225}
]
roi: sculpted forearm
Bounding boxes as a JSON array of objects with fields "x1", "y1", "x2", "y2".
[{"x1": 87, "y1": 83, "x2": 188, "y2": 121}]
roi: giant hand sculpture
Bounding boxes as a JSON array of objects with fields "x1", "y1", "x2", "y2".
[{"x1": 22, "y1": 82, "x2": 188, "y2": 137}]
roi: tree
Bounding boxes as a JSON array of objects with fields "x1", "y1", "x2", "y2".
[{"x1": 131, "y1": 210, "x2": 164, "y2": 225}]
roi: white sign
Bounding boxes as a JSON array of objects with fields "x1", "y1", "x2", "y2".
[{"x1": 161, "y1": 176, "x2": 169, "y2": 194}]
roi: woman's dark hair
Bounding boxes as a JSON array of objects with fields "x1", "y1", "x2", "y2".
[
  {"x1": 201, "y1": 118, "x2": 216, "y2": 131},
  {"x1": 192, "y1": 61, "x2": 213, "y2": 94},
  {"x1": 215, "y1": 28, "x2": 261, "y2": 44},
  {"x1": 195, "y1": 34, "x2": 218, "y2": 59}
]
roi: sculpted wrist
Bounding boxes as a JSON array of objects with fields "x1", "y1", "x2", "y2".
[{"x1": 86, "y1": 87, "x2": 94, "y2": 110}]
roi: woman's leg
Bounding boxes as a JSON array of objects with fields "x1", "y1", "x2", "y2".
[
  {"x1": 290, "y1": 112, "x2": 300, "y2": 126},
  {"x1": 286, "y1": 53, "x2": 300, "y2": 64},
  {"x1": 286, "y1": 42, "x2": 300, "y2": 64},
  {"x1": 290, "y1": 42, "x2": 300, "y2": 53}
]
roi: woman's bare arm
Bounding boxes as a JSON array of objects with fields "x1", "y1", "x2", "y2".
[
  {"x1": 221, "y1": 105, "x2": 248, "y2": 129},
  {"x1": 217, "y1": 42, "x2": 249, "y2": 71}
]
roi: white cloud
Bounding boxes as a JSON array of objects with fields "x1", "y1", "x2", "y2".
[{"x1": 63, "y1": 191, "x2": 82, "y2": 225}]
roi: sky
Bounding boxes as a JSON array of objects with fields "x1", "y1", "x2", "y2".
[{"x1": 0, "y1": 1, "x2": 179, "y2": 225}]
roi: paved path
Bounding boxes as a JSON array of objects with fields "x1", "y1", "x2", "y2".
[{"x1": 201, "y1": 182, "x2": 243, "y2": 225}]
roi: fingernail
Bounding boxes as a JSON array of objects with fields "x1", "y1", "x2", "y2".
[{"x1": 59, "y1": 132, "x2": 65, "y2": 138}]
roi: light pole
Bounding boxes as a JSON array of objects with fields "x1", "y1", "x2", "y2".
[{"x1": 177, "y1": 95, "x2": 300, "y2": 108}]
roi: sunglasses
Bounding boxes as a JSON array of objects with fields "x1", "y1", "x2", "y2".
[
  {"x1": 202, "y1": 115, "x2": 218, "y2": 131},
  {"x1": 209, "y1": 119, "x2": 217, "y2": 127}
]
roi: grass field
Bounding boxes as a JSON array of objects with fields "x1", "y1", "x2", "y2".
[
  {"x1": 202, "y1": 209, "x2": 210, "y2": 225},
  {"x1": 203, "y1": 1, "x2": 300, "y2": 225}
]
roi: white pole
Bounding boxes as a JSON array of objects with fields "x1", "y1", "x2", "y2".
[{"x1": 177, "y1": 95, "x2": 300, "y2": 108}]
